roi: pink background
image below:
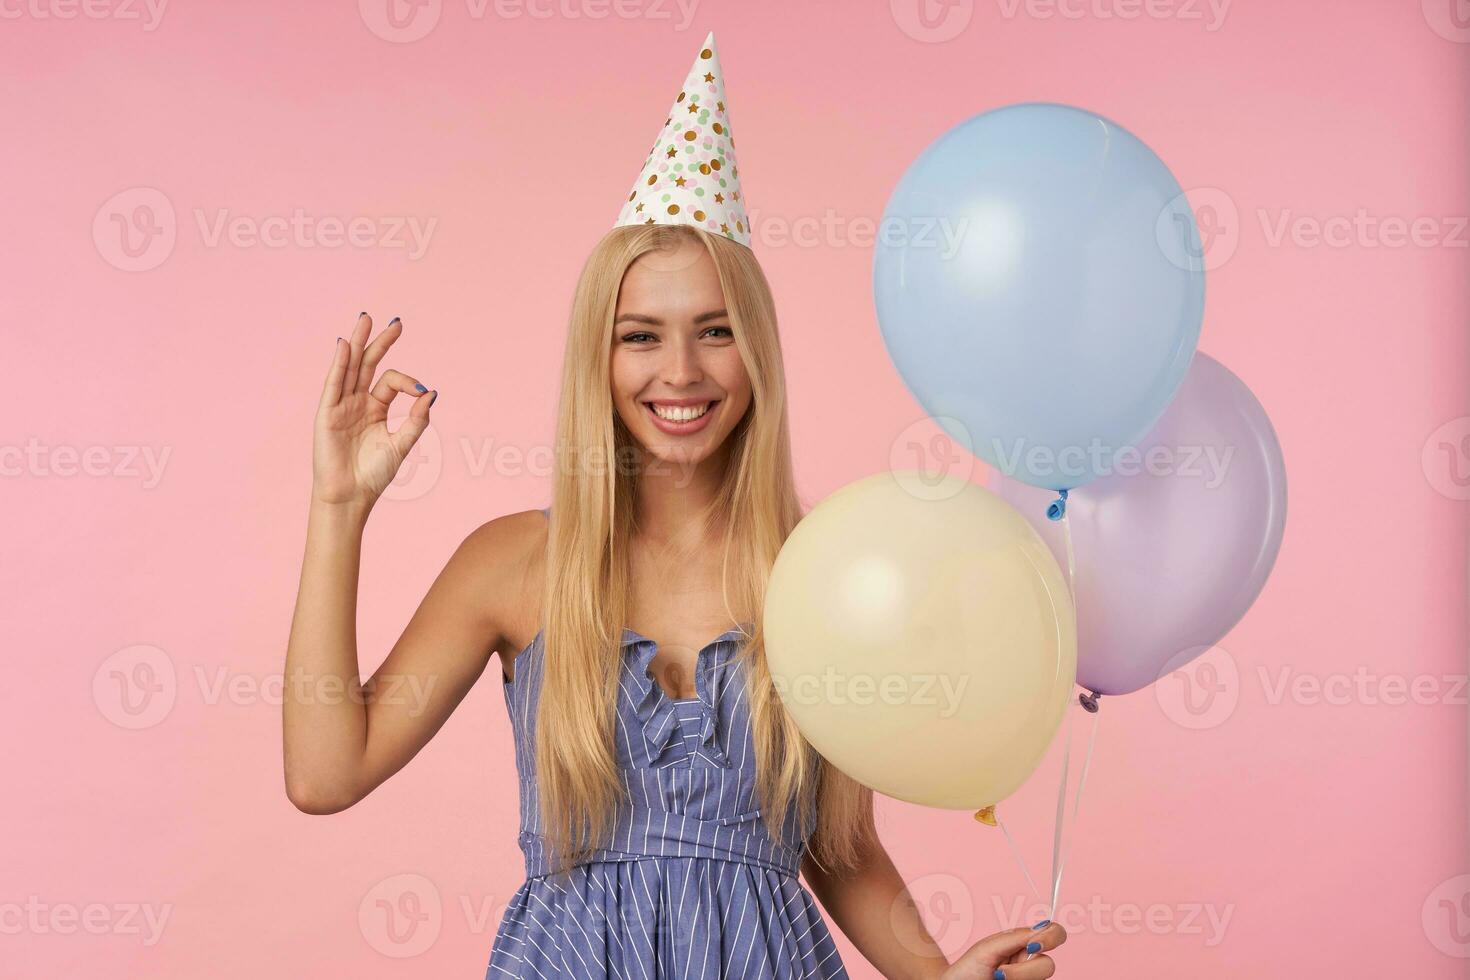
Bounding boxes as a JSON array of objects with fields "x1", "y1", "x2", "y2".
[{"x1": 5, "y1": 0, "x2": 1467, "y2": 976}]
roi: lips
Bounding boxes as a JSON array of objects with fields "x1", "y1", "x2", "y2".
[{"x1": 643, "y1": 399, "x2": 719, "y2": 435}]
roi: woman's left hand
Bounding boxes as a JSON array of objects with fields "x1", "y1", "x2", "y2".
[{"x1": 939, "y1": 920, "x2": 1067, "y2": 979}]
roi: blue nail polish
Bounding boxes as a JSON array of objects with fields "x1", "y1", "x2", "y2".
[
  {"x1": 415, "y1": 383, "x2": 427, "y2": 393},
  {"x1": 1032, "y1": 919, "x2": 1051, "y2": 930},
  {"x1": 992, "y1": 970, "x2": 1005, "y2": 980},
  {"x1": 1026, "y1": 941, "x2": 1042, "y2": 954},
  {"x1": 389, "y1": 316, "x2": 401, "y2": 326}
]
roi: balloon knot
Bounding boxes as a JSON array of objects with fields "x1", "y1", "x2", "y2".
[
  {"x1": 973, "y1": 805, "x2": 998, "y2": 827},
  {"x1": 1045, "y1": 488, "x2": 1069, "y2": 522},
  {"x1": 1079, "y1": 690, "x2": 1101, "y2": 713}
]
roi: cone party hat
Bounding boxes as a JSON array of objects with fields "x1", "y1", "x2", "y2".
[{"x1": 614, "y1": 31, "x2": 750, "y2": 247}]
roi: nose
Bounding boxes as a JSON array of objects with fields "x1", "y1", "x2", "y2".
[{"x1": 660, "y1": 336, "x2": 704, "y2": 387}]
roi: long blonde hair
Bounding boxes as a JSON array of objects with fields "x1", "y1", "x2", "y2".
[{"x1": 535, "y1": 222, "x2": 876, "y2": 877}]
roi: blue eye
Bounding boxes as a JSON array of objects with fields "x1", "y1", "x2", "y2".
[{"x1": 621, "y1": 327, "x2": 731, "y2": 343}]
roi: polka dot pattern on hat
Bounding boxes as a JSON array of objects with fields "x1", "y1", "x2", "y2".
[{"x1": 614, "y1": 31, "x2": 750, "y2": 248}]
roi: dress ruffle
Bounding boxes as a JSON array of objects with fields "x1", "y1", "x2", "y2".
[{"x1": 621, "y1": 626, "x2": 748, "y2": 769}]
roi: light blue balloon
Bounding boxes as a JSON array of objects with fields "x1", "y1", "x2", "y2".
[{"x1": 874, "y1": 102, "x2": 1205, "y2": 491}]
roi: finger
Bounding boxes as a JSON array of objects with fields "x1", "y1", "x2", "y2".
[
  {"x1": 319, "y1": 335, "x2": 350, "y2": 410},
  {"x1": 388, "y1": 388, "x2": 436, "y2": 459},
  {"x1": 357, "y1": 315, "x2": 403, "y2": 393},
  {"x1": 1004, "y1": 921, "x2": 1067, "y2": 964},
  {"x1": 346, "y1": 312, "x2": 372, "y2": 394},
  {"x1": 1030, "y1": 922, "x2": 1066, "y2": 954},
  {"x1": 992, "y1": 954, "x2": 1054, "y2": 980},
  {"x1": 368, "y1": 368, "x2": 429, "y2": 410},
  {"x1": 952, "y1": 927, "x2": 1045, "y2": 971}
]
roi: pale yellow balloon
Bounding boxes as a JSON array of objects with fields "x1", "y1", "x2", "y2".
[{"x1": 764, "y1": 471, "x2": 1077, "y2": 810}]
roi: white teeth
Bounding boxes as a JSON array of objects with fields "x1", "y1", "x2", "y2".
[{"x1": 650, "y1": 402, "x2": 711, "y2": 422}]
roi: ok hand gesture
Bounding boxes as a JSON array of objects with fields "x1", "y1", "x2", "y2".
[{"x1": 312, "y1": 313, "x2": 437, "y2": 510}]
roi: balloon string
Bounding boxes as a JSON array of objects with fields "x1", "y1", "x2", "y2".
[
  {"x1": 1047, "y1": 707, "x2": 1074, "y2": 916},
  {"x1": 995, "y1": 813, "x2": 1045, "y2": 909},
  {"x1": 1045, "y1": 510, "x2": 1087, "y2": 915},
  {"x1": 1052, "y1": 705, "x2": 1101, "y2": 911},
  {"x1": 1062, "y1": 507, "x2": 1077, "y2": 604},
  {"x1": 993, "y1": 502, "x2": 1090, "y2": 922}
]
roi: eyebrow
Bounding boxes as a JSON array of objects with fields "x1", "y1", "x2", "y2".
[{"x1": 613, "y1": 309, "x2": 730, "y2": 327}]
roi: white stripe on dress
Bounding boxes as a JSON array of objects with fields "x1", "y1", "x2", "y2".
[{"x1": 485, "y1": 543, "x2": 847, "y2": 977}]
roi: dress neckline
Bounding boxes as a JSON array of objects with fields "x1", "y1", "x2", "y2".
[
  {"x1": 620, "y1": 623, "x2": 753, "y2": 652},
  {"x1": 502, "y1": 623, "x2": 753, "y2": 686},
  {"x1": 503, "y1": 621, "x2": 746, "y2": 768}
]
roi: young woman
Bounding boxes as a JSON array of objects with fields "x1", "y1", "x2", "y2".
[{"x1": 282, "y1": 220, "x2": 1067, "y2": 978}]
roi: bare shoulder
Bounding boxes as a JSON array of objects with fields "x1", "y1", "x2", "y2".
[{"x1": 445, "y1": 508, "x2": 549, "y2": 662}]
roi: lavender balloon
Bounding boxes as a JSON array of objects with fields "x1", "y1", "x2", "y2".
[{"x1": 991, "y1": 352, "x2": 1286, "y2": 697}]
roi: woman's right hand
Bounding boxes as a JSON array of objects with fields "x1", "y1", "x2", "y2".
[
  {"x1": 312, "y1": 312, "x2": 436, "y2": 510},
  {"x1": 941, "y1": 921, "x2": 1066, "y2": 979}
]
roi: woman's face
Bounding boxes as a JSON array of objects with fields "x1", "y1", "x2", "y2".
[{"x1": 610, "y1": 236, "x2": 752, "y2": 469}]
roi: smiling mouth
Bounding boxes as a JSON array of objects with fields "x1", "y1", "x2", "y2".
[{"x1": 644, "y1": 400, "x2": 718, "y2": 422}]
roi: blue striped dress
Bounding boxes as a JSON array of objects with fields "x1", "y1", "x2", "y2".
[{"x1": 485, "y1": 567, "x2": 849, "y2": 977}]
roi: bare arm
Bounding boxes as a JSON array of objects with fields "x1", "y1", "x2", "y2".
[
  {"x1": 803, "y1": 837, "x2": 951, "y2": 980},
  {"x1": 281, "y1": 313, "x2": 526, "y2": 814},
  {"x1": 803, "y1": 837, "x2": 1067, "y2": 979},
  {"x1": 282, "y1": 505, "x2": 528, "y2": 813}
]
